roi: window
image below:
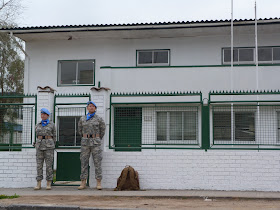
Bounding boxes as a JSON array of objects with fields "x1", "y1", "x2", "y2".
[
  {"x1": 156, "y1": 111, "x2": 197, "y2": 141},
  {"x1": 213, "y1": 111, "x2": 255, "y2": 142},
  {"x1": 223, "y1": 47, "x2": 280, "y2": 64},
  {"x1": 277, "y1": 112, "x2": 280, "y2": 141},
  {"x1": 58, "y1": 116, "x2": 81, "y2": 146},
  {"x1": 58, "y1": 60, "x2": 95, "y2": 85},
  {"x1": 137, "y1": 50, "x2": 169, "y2": 66}
]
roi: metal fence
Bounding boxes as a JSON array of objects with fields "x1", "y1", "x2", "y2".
[
  {"x1": 0, "y1": 94, "x2": 37, "y2": 150},
  {"x1": 209, "y1": 90, "x2": 280, "y2": 149},
  {"x1": 54, "y1": 93, "x2": 90, "y2": 148},
  {"x1": 109, "y1": 91, "x2": 203, "y2": 150},
  {"x1": 111, "y1": 105, "x2": 200, "y2": 150}
]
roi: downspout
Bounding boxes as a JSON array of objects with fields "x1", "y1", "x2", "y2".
[{"x1": 9, "y1": 31, "x2": 30, "y2": 94}]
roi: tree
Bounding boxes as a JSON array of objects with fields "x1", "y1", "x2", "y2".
[
  {"x1": 0, "y1": 0, "x2": 23, "y2": 25},
  {"x1": 0, "y1": 0, "x2": 24, "y2": 141},
  {"x1": 0, "y1": 0, "x2": 24, "y2": 94}
]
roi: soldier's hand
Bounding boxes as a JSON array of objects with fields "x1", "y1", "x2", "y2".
[{"x1": 32, "y1": 142, "x2": 36, "y2": 147}]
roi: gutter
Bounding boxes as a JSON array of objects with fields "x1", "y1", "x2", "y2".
[{"x1": 1, "y1": 19, "x2": 280, "y2": 35}]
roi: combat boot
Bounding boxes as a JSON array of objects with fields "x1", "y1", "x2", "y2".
[
  {"x1": 34, "y1": 181, "x2": 41, "y2": 190},
  {"x1": 78, "y1": 179, "x2": 86, "y2": 190},
  {"x1": 46, "y1": 180, "x2": 52, "y2": 190},
  {"x1": 96, "y1": 179, "x2": 102, "y2": 190}
]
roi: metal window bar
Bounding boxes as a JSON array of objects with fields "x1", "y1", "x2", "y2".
[
  {"x1": 56, "y1": 107, "x2": 86, "y2": 147},
  {"x1": 0, "y1": 105, "x2": 35, "y2": 148},
  {"x1": 212, "y1": 104, "x2": 280, "y2": 146},
  {"x1": 111, "y1": 105, "x2": 200, "y2": 149}
]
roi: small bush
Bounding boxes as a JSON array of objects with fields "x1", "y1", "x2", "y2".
[{"x1": 0, "y1": 194, "x2": 19, "y2": 199}]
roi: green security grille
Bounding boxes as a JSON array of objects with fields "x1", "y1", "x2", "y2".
[
  {"x1": 112, "y1": 105, "x2": 200, "y2": 150},
  {"x1": 0, "y1": 105, "x2": 34, "y2": 150},
  {"x1": 56, "y1": 107, "x2": 87, "y2": 147},
  {"x1": 212, "y1": 104, "x2": 280, "y2": 146}
]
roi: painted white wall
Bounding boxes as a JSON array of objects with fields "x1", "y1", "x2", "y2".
[
  {"x1": 24, "y1": 26, "x2": 280, "y2": 97},
  {"x1": 2, "y1": 25, "x2": 280, "y2": 191}
]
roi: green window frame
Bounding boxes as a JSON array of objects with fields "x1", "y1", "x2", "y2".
[{"x1": 57, "y1": 60, "x2": 95, "y2": 86}]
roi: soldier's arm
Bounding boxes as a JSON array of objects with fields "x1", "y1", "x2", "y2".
[{"x1": 99, "y1": 117, "x2": 106, "y2": 139}]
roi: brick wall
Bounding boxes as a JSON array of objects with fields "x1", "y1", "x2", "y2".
[{"x1": 1, "y1": 149, "x2": 280, "y2": 191}]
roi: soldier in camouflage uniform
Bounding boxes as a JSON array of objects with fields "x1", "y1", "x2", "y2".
[
  {"x1": 34, "y1": 108, "x2": 56, "y2": 190},
  {"x1": 78, "y1": 101, "x2": 106, "y2": 190}
]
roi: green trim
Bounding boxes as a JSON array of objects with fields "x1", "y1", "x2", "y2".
[
  {"x1": 111, "y1": 91, "x2": 201, "y2": 96},
  {"x1": 109, "y1": 146, "x2": 202, "y2": 150},
  {"x1": 101, "y1": 63, "x2": 280, "y2": 69},
  {"x1": 111, "y1": 102, "x2": 201, "y2": 105},
  {"x1": 201, "y1": 105, "x2": 210, "y2": 150},
  {"x1": 209, "y1": 90, "x2": 280, "y2": 95},
  {"x1": 109, "y1": 95, "x2": 112, "y2": 149},
  {"x1": 210, "y1": 100, "x2": 280, "y2": 104},
  {"x1": 0, "y1": 103, "x2": 35, "y2": 106}
]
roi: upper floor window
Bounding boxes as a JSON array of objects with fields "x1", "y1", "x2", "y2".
[
  {"x1": 222, "y1": 47, "x2": 280, "y2": 64},
  {"x1": 58, "y1": 60, "x2": 95, "y2": 86},
  {"x1": 137, "y1": 50, "x2": 170, "y2": 66}
]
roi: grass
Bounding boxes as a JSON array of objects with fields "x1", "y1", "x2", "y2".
[{"x1": 0, "y1": 194, "x2": 19, "y2": 199}]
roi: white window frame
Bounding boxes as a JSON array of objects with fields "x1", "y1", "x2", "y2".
[
  {"x1": 58, "y1": 60, "x2": 95, "y2": 86},
  {"x1": 156, "y1": 110, "x2": 198, "y2": 144},
  {"x1": 137, "y1": 49, "x2": 170, "y2": 66},
  {"x1": 213, "y1": 110, "x2": 256, "y2": 144}
]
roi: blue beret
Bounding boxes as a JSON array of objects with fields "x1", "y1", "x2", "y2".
[
  {"x1": 41, "y1": 108, "x2": 50, "y2": 115},
  {"x1": 87, "y1": 101, "x2": 97, "y2": 108}
]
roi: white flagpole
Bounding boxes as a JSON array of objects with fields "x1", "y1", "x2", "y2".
[
  {"x1": 255, "y1": 0, "x2": 260, "y2": 143},
  {"x1": 255, "y1": 0, "x2": 259, "y2": 91},
  {"x1": 231, "y1": 0, "x2": 234, "y2": 144}
]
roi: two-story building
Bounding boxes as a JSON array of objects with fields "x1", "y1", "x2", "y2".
[{"x1": 1, "y1": 18, "x2": 280, "y2": 191}]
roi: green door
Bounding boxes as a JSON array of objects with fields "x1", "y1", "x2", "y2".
[
  {"x1": 56, "y1": 152, "x2": 81, "y2": 183},
  {"x1": 114, "y1": 107, "x2": 142, "y2": 151}
]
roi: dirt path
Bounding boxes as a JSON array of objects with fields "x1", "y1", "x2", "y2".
[{"x1": 1, "y1": 195, "x2": 280, "y2": 209}]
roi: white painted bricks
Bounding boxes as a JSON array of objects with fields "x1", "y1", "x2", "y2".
[{"x1": 1, "y1": 148, "x2": 280, "y2": 191}]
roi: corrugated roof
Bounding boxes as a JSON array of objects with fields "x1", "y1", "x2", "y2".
[{"x1": 1, "y1": 17, "x2": 279, "y2": 30}]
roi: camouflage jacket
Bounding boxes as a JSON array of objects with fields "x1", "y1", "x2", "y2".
[
  {"x1": 35, "y1": 121, "x2": 56, "y2": 150},
  {"x1": 78, "y1": 114, "x2": 106, "y2": 146}
]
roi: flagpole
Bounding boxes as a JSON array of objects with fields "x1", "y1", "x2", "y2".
[
  {"x1": 255, "y1": 0, "x2": 259, "y2": 91},
  {"x1": 230, "y1": 0, "x2": 234, "y2": 144}
]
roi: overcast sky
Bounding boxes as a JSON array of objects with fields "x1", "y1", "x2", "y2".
[{"x1": 19, "y1": 0, "x2": 280, "y2": 27}]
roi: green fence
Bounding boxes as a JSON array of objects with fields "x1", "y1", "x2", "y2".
[
  {"x1": 54, "y1": 93, "x2": 90, "y2": 148},
  {"x1": 209, "y1": 90, "x2": 280, "y2": 150},
  {"x1": 0, "y1": 94, "x2": 37, "y2": 150},
  {"x1": 109, "y1": 91, "x2": 203, "y2": 150}
]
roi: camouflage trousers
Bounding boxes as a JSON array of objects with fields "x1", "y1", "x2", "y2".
[
  {"x1": 36, "y1": 149, "x2": 54, "y2": 181},
  {"x1": 80, "y1": 145, "x2": 103, "y2": 180}
]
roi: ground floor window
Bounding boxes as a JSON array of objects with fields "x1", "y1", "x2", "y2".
[
  {"x1": 213, "y1": 110, "x2": 255, "y2": 142},
  {"x1": 156, "y1": 111, "x2": 197, "y2": 141},
  {"x1": 58, "y1": 116, "x2": 81, "y2": 146}
]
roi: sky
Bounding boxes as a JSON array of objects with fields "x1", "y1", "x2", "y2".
[{"x1": 18, "y1": 0, "x2": 280, "y2": 27}]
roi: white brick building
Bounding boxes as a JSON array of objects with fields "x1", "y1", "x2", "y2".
[{"x1": 1, "y1": 18, "x2": 280, "y2": 191}]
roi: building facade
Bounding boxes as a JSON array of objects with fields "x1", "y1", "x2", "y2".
[{"x1": 1, "y1": 18, "x2": 280, "y2": 191}]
